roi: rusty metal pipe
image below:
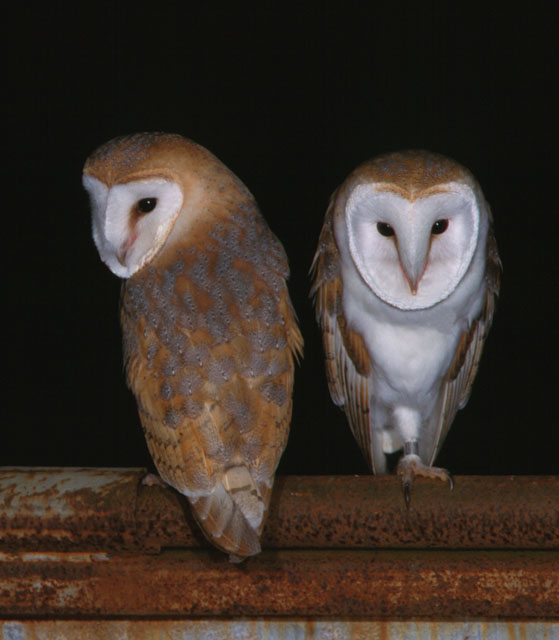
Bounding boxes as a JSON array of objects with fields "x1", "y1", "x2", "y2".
[
  {"x1": 0, "y1": 548, "x2": 557, "y2": 618},
  {"x1": 1, "y1": 468, "x2": 557, "y2": 551}
]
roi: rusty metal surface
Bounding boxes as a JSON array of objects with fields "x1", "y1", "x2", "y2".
[
  {"x1": 0, "y1": 548, "x2": 557, "y2": 618},
  {"x1": 1, "y1": 620, "x2": 558, "y2": 640},
  {"x1": 1, "y1": 469, "x2": 558, "y2": 621},
  {"x1": 1, "y1": 469, "x2": 558, "y2": 551},
  {"x1": 265, "y1": 475, "x2": 559, "y2": 549},
  {"x1": 0, "y1": 468, "x2": 148, "y2": 551}
]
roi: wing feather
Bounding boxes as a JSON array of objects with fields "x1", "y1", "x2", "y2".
[
  {"x1": 311, "y1": 198, "x2": 376, "y2": 471},
  {"x1": 429, "y1": 223, "x2": 501, "y2": 464}
]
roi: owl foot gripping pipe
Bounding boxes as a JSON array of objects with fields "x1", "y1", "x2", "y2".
[
  {"x1": 83, "y1": 133, "x2": 302, "y2": 560},
  {"x1": 311, "y1": 150, "x2": 500, "y2": 505},
  {"x1": 397, "y1": 441, "x2": 453, "y2": 507}
]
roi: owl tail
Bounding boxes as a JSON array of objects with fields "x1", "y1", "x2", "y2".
[{"x1": 189, "y1": 465, "x2": 270, "y2": 562}]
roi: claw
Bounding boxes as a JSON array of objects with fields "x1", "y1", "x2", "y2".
[
  {"x1": 397, "y1": 453, "x2": 453, "y2": 506},
  {"x1": 448, "y1": 474, "x2": 454, "y2": 492},
  {"x1": 403, "y1": 481, "x2": 411, "y2": 509}
]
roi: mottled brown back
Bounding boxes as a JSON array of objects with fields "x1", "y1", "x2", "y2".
[{"x1": 122, "y1": 199, "x2": 302, "y2": 557}]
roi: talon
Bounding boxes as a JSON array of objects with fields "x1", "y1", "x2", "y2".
[
  {"x1": 404, "y1": 481, "x2": 411, "y2": 508},
  {"x1": 397, "y1": 450, "x2": 453, "y2": 506}
]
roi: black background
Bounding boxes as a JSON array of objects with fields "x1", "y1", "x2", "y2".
[{"x1": 4, "y1": 4, "x2": 557, "y2": 476}]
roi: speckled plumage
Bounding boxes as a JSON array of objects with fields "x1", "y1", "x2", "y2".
[{"x1": 84, "y1": 133, "x2": 302, "y2": 558}]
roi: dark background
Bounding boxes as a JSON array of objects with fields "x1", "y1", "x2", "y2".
[{"x1": 4, "y1": 4, "x2": 557, "y2": 475}]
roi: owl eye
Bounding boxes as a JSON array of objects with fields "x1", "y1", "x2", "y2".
[
  {"x1": 137, "y1": 198, "x2": 158, "y2": 214},
  {"x1": 431, "y1": 219, "x2": 449, "y2": 235},
  {"x1": 377, "y1": 222, "x2": 395, "y2": 237}
]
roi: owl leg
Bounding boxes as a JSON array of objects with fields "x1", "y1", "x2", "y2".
[{"x1": 397, "y1": 441, "x2": 453, "y2": 507}]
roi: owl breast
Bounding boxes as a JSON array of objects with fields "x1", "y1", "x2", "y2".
[
  {"x1": 367, "y1": 321, "x2": 457, "y2": 400},
  {"x1": 340, "y1": 237, "x2": 487, "y2": 454}
]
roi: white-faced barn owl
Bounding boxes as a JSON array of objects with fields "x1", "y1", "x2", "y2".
[
  {"x1": 83, "y1": 133, "x2": 302, "y2": 560},
  {"x1": 311, "y1": 151, "x2": 500, "y2": 504}
]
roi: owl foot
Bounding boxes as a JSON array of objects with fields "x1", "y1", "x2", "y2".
[
  {"x1": 141, "y1": 472, "x2": 168, "y2": 487},
  {"x1": 397, "y1": 452, "x2": 453, "y2": 507}
]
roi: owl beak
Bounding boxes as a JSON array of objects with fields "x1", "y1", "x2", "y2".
[
  {"x1": 404, "y1": 271, "x2": 420, "y2": 296},
  {"x1": 398, "y1": 234, "x2": 430, "y2": 296},
  {"x1": 116, "y1": 231, "x2": 138, "y2": 267},
  {"x1": 117, "y1": 244, "x2": 128, "y2": 267}
]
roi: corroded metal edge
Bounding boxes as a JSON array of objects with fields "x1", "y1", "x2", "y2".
[
  {"x1": 1, "y1": 469, "x2": 558, "y2": 551},
  {"x1": 1, "y1": 620, "x2": 558, "y2": 640},
  {"x1": 0, "y1": 549, "x2": 557, "y2": 618}
]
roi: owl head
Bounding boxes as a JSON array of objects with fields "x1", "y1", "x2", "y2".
[
  {"x1": 334, "y1": 150, "x2": 489, "y2": 310},
  {"x1": 83, "y1": 132, "x2": 252, "y2": 278}
]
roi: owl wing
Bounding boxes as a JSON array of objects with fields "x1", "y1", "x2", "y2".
[
  {"x1": 185, "y1": 276, "x2": 302, "y2": 559},
  {"x1": 122, "y1": 212, "x2": 302, "y2": 559},
  {"x1": 311, "y1": 200, "x2": 377, "y2": 471},
  {"x1": 429, "y1": 223, "x2": 502, "y2": 464}
]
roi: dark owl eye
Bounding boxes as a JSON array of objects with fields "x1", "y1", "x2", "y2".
[
  {"x1": 377, "y1": 222, "x2": 395, "y2": 237},
  {"x1": 137, "y1": 198, "x2": 158, "y2": 214},
  {"x1": 431, "y1": 219, "x2": 449, "y2": 235}
]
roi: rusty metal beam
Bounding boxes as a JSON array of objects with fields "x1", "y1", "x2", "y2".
[
  {"x1": 1, "y1": 468, "x2": 558, "y2": 620},
  {"x1": 1, "y1": 468, "x2": 558, "y2": 551},
  {"x1": 0, "y1": 548, "x2": 557, "y2": 618}
]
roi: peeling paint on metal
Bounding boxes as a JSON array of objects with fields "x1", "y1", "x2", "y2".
[
  {"x1": 0, "y1": 620, "x2": 558, "y2": 640},
  {"x1": 0, "y1": 552, "x2": 109, "y2": 563},
  {"x1": 0, "y1": 468, "x2": 135, "y2": 518},
  {"x1": 0, "y1": 468, "x2": 145, "y2": 551}
]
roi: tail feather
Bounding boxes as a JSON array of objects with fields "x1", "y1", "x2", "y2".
[{"x1": 189, "y1": 466, "x2": 270, "y2": 561}]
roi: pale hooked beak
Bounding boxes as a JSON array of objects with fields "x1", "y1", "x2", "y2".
[
  {"x1": 117, "y1": 245, "x2": 128, "y2": 267},
  {"x1": 116, "y1": 231, "x2": 137, "y2": 267},
  {"x1": 403, "y1": 269, "x2": 420, "y2": 296},
  {"x1": 397, "y1": 232, "x2": 430, "y2": 296}
]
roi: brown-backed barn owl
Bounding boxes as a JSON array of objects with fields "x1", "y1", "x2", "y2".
[
  {"x1": 311, "y1": 151, "x2": 500, "y2": 504},
  {"x1": 83, "y1": 133, "x2": 302, "y2": 560}
]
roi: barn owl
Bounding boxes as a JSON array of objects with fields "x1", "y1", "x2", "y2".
[
  {"x1": 83, "y1": 133, "x2": 302, "y2": 559},
  {"x1": 311, "y1": 150, "x2": 500, "y2": 504}
]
